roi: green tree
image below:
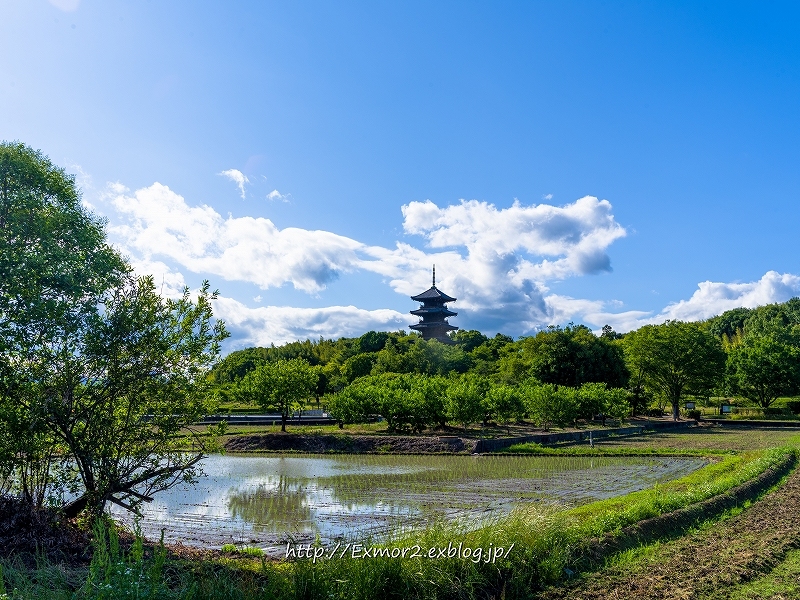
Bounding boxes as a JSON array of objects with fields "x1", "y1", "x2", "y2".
[
  {"x1": 341, "y1": 352, "x2": 377, "y2": 383},
  {"x1": 451, "y1": 329, "x2": 488, "y2": 352},
  {"x1": 56, "y1": 278, "x2": 227, "y2": 517},
  {"x1": 357, "y1": 330, "x2": 389, "y2": 353},
  {"x1": 411, "y1": 374, "x2": 449, "y2": 429},
  {"x1": 0, "y1": 143, "x2": 129, "y2": 508},
  {"x1": 498, "y1": 324, "x2": 628, "y2": 387},
  {"x1": 239, "y1": 358, "x2": 318, "y2": 432},
  {"x1": 576, "y1": 382, "x2": 608, "y2": 421},
  {"x1": 373, "y1": 374, "x2": 427, "y2": 433},
  {"x1": 485, "y1": 383, "x2": 525, "y2": 428},
  {"x1": 0, "y1": 144, "x2": 229, "y2": 518},
  {"x1": 726, "y1": 334, "x2": 800, "y2": 409},
  {"x1": 446, "y1": 373, "x2": 489, "y2": 430},
  {"x1": 522, "y1": 382, "x2": 577, "y2": 430},
  {"x1": 603, "y1": 387, "x2": 631, "y2": 422},
  {"x1": 209, "y1": 347, "x2": 268, "y2": 384},
  {"x1": 327, "y1": 378, "x2": 379, "y2": 424},
  {"x1": 623, "y1": 321, "x2": 725, "y2": 420}
]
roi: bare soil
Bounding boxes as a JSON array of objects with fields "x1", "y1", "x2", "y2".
[
  {"x1": 540, "y1": 459, "x2": 800, "y2": 599},
  {"x1": 0, "y1": 496, "x2": 91, "y2": 565},
  {"x1": 224, "y1": 432, "x2": 479, "y2": 453}
]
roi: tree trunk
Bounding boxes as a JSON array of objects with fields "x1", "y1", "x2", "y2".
[{"x1": 281, "y1": 412, "x2": 287, "y2": 432}]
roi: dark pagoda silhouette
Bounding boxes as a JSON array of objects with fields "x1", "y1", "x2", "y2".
[{"x1": 409, "y1": 266, "x2": 458, "y2": 342}]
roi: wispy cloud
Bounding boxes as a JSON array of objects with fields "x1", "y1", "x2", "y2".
[
  {"x1": 219, "y1": 169, "x2": 249, "y2": 199},
  {"x1": 267, "y1": 189, "x2": 291, "y2": 202}
]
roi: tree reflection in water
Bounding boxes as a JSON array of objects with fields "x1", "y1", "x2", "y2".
[{"x1": 227, "y1": 475, "x2": 317, "y2": 535}]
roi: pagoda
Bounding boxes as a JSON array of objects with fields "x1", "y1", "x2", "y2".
[{"x1": 409, "y1": 266, "x2": 458, "y2": 342}]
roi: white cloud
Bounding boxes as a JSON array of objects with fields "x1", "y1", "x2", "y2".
[
  {"x1": 212, "y1": 297, "x2": 408, "y2": 348},
  {"x1": 108, "y1": 183, "x2": 800, "y2": 344},
  {"x1": 107, "y1": 183, "x2": 363, "y2": 293},
  {"x1": 219, "y1": 169, "x2": 249, "y2": 199},
  {"x1": 267, "y1": 189, "x2": 290, "y2": 202},
  {"x1": 102, "y1": 185, "x2": 631, "y2": 338},
  {"x1": 658, "y1": 271, "x2": 800, "y2": 322}
]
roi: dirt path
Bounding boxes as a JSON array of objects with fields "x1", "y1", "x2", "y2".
[{"x1": 540, "y1": 466, "x2": 800, "y2": 600}]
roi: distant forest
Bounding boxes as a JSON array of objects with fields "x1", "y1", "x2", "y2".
[{"x1": 211, "y1": 297, "x2": 800, "y2": 416}]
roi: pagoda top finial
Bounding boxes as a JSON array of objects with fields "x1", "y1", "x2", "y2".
[{"x1": 432, "y1": 264, "x2": 436, "y2": 287}]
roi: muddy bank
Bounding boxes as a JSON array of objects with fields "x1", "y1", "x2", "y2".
[
  {"x1": 0, "y1": 496, "x2": 91, "y2": 565},
  {"x1": 224, "y1": 433, "x2": 478, "y2": 454}
]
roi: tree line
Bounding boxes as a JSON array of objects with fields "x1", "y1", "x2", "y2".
[{"x1": 215, "y1": 301, "x2": 800, "y2": 426}]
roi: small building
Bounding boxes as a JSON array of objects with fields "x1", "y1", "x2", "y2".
[{"x1": 409, "y1": 266, "x2": 458, "y2": 343}]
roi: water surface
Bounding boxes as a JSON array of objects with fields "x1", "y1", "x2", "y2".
[{"x1": 113, "y1": 453, "x2": 705, "y2": 553}]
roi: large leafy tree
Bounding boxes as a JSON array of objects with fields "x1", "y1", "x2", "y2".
[
  {"x1": 1, "y1": 143, "x2": 228, "y2": 516},
  {"x1": 54, "y1": 278, "x2": 226, "y2": 517},
  {"x1": 623, "y1": 320, "x2": 725, "y2": 420},
  {"x1": 726, "y1": 334, "x2": 800, "y2": 409},
  {"x1": 498, "y1": 324, "x2": 628, "y2": 388},
  {"x1": 1, "y1": 142, "x2": 126, "y2": 509}
]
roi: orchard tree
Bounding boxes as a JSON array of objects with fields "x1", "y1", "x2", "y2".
[
  {"x1": 522, "y1": 382, "x2": 577, "y2": 430},
  {"x1": 576, "y1": 382, "x2": 608, "y2": 421},
  {"x1": 446, "y1": 373, "x2": 489, "y2": 430},
  {"x1": 603, "y1": 387, "x2": 631, "y2": 422},
  {"x1": 328, "y1": 378, "x2": 379, "y2": 424},
  {"x1": 485, "y1": 384, "x2": 525, "y2": 429},
  {"x1": 623, "y1": 320, "x2": 725, "y2": 420},
  {"x1": 411, "y1": 374, "x2": 449, "y2": 429}
]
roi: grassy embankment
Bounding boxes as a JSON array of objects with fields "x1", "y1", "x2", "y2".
[{"x1": 1, "y1": 429, "x2": 798, "y2": 599}]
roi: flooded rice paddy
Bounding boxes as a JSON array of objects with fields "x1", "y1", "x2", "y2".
[{"x1": 113, "y1": 454, "x2": 705, "y2": 554}]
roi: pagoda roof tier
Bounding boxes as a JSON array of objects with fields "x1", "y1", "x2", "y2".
[
  {"x1": 410, "y1": 306, "x2": 457, "y2": 318},
  {"x1": 410, "y1": 286, "x2": 456, "y2": 303},
  {"x1": 409, "y1": 322, "x2": 458, "y2": 332}
]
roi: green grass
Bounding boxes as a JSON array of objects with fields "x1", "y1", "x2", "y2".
[
  {"x1": 221, "y1": 544, "x2": 264, "y2": 557},
  {"x1": 499, "y1": 440, "x2": 730, "y2": 457}
]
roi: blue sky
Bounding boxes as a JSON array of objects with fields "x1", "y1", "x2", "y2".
[{"x1": 3, "y1": 1, "x2": 800, "y2": 350}]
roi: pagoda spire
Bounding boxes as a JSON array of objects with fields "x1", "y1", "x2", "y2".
[{"x1": 432, "y1": 264, "x2": 436, "y2": 287}]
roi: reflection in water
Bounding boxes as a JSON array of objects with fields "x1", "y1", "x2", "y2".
[
  {"x1": 228, "y1": 476, "x2": 315, "y2": 534},
  {"x1": 112, "y1": 454, "x2": 706, "y2": 554}
]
